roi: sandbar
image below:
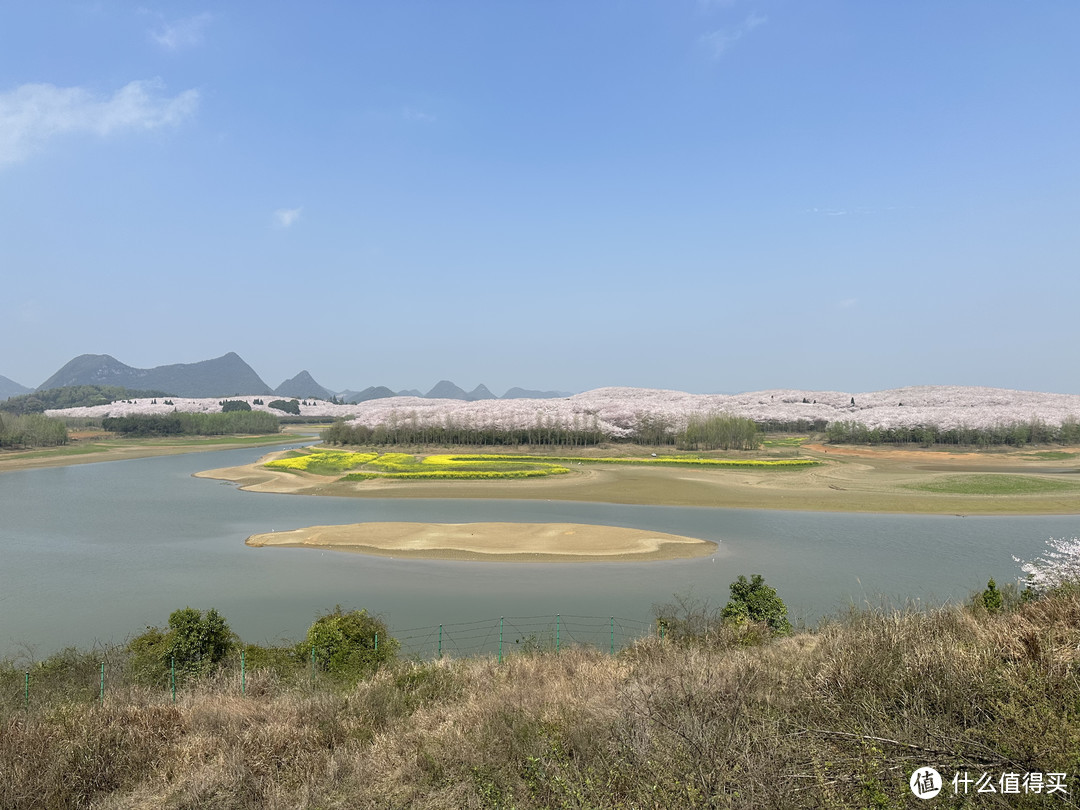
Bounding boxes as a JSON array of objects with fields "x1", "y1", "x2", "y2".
[
  {"x1": 197, "y1": 446, "x2": 1080, "y2": 514},
  {"x1": 245, "y1": 521, "x2": 717, "y2": 562}
]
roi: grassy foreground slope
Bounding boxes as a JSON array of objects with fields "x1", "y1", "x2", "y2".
[{"x1": 3, "y1": 591, "x2": 1079, "y2": 809}]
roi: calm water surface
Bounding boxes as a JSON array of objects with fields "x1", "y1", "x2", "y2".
[{"x1": 1, "y1": 444, "x2": 1076, "y2": 656}]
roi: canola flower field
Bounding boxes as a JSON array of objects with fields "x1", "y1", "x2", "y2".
[
  {"x1": 264, "y1": 450, "x2": 818, "y2": 482},
  {"x1": 263, "y1": 451, "x2": 378, "y2": 475}
]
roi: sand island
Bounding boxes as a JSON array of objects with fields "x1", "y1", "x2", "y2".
[
  {"x1": 194, "y1": 443, "x2": 1080, "y2": 515},
  {"x1": 245, "y1": 521, "x2": 717, "y2": 562}
]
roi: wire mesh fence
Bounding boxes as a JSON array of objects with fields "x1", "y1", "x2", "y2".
[
  {"x1": 1, "y1": 613, "x2": 660, "y2": 711},
  {"x1": 394, "y1": 614, "x2": 654, "y2": 660}
]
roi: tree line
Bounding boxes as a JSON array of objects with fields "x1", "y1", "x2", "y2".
[
  {"x1": 101, "y1": 411, "x2": 280, "y2": 437},
  {"x1": 1, "y1": 385, "x2": 171, "y2": 415},
  {"x1": 825, "y1": 417, "x2": 1080, "y2": 447},
  {"x1": 322, "y1": 412, "x2": 763, "y2": 450},
  {"x1": 0, "y1": 413, "x2": 68, "y2": 448},
  {"x1": 322, "y1": 415, "x2": 608, "y2": 448},
  {"x1": 677, "y1": 414, "x2": 760, "y2": 451}
]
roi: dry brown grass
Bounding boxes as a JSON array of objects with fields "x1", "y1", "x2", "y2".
[{"x1": 4, "y1": 592, "x2": 1080, "y2": 808}]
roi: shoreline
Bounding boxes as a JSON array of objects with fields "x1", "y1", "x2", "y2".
[
  {"x1": 246, "y1": 521, "x2": 718, "y2": 562},
  {"x1": 0, "y1": 432, "x2": 312, "y2": 474},
  {"x1": 6, "y1": 436, "x2": 1079, "y2": 514}
]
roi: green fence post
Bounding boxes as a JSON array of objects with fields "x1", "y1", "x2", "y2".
[
  {"x1": 25, "y1": 672, "x2": 29, "y2": 711},
  {"x1": 171, "y1": 657, "x2": 176, "y2": 704},
  {"x1": 99, "y1": 661, "x2": 105, "y2": 706},
  {"x1": 498, "y1": 617, "x2": 504, "y2": 664},
  {"x1": 438, "y1": 624, "x2": 443, "y2": 659},
  {"x1": 374, "y1": 633, "x2": 378, "y2": 653},
  {"x1": 610, "y1": 617, "x2": 615, "y2": 656},
  {"x1": 310, "y1": 646, "x2": 315, "y2": 686},
  {"x1": 241, "y1": 650, "x2": 246, "y2": 696},
  {"x1": 556, "y1": 614, "x2": 560, "y2": 654}
]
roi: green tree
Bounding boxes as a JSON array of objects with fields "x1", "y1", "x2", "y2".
[
  {"x1": 299, "y1": 606, "x2": 397, "y2": 680},
  {"x1": 721, "y1": 574, "x2": 791, "y2": 634},
  {"x1": 981, "y1": 578, "x2": 1004, "y2": 614}
]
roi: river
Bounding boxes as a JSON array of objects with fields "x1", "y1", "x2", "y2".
[{"x1": 1, "y1": 443, "x2": 1075, "y2": 658}]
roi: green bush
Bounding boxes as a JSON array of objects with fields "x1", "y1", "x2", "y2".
[
  {"x1": 128, "y1": 607, "x2": 235, "y2": 684},
  {"x1": 298, "y1": 606, "x2": 397, "y2": 681},
  {"x1": 220, "y1": 399, "x2": 252, "y2": 412},
  {"x1": 721, "y1": 574, "x2": 791, "y2": 634}
]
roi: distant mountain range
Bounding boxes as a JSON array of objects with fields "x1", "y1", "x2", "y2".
[
  {"x1": 37, "y1": 353, "x2": 274, "y2": 399},
  {"x1": 0, "y1": 374, "x2": 31, "y2": 401},
  {"x1": 274, "y1": 371, "x2": 334, "y2": 400},
  {"x1": 339, "y1": 380, "x2": 569, "y2": 403},
  {"x1": 4, "y1": 352, "x2": 571, "y2": 401}
]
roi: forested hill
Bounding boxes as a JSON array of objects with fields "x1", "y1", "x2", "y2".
[
  {"x1": 274, "y1": 370, "x2": 334, "y2": 400},
  {"x1": 37, "y1": 353, "x2": 273, "y2": 398},
  {"x1": 0, "y1": 385, "x2": 172, "y2": 414},
  {"x1": 0, "y1": 374, "x2": 30, "y2": 401}
]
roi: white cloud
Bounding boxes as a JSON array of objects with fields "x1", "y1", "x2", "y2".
[
  {"x1": 836, "y1": 298, "x2": 858, "y2": 309},
  {"x1": 0, "y1": 79, "x2": 199, "y2": 167},
  {"x1": 701, "y1": 13, "x2": 767, "y2": 58},
  {"x1": 274, "y1": 207, "x2": 302, "y2": 228},
  {"x1": 809, "y1": 206, "x2": 897, "y2": 217},
  {"x1": 401, "y1": 106, "x2": 436, "y2": 123},
  {"x1": 150, "y1": 12, "x2": 214, "y2": 50}
]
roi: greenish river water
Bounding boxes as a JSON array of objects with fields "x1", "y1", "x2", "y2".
[{"x1": 1, "y1": 443, "x2": 1075, "y2": 658}]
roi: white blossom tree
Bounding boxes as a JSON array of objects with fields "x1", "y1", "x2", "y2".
[{"x1": 1014, "y1": 536, "x2": 1080, "y2": 593}]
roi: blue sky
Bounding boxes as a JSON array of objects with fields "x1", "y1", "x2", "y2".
[{"x1": 2, "y1": 2, "x2": 1078, "y2": 395}]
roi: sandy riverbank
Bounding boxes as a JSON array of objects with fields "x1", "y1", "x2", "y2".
[
  {"x1": 0, "y1": 437, "x2": 301, "y2": 473},
  {"x1": 245, "y1": 521, "x2": 717, "y2": 562}
]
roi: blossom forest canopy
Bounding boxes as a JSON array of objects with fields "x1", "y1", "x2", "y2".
[{"x1": 42, "y1": 385, "x2": 1080, "y2": 444}]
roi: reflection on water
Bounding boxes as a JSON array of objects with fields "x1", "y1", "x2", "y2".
[{"x1": 0, "y1": 443, "x2": 1074, "y2": 656}]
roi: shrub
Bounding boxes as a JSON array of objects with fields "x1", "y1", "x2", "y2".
[
  {"x1": 220, "y1": 399, "x2": 252, "y2": 412},
  {"x1": 721, "y1": 574, "x2": 791, "y2": 634},
  {"x1": 653, "y1": 592, "x2": 725, "y2": 643},
  {"x1": 298, "y1": 606, "x2": 397, "y2": 681},
  {"x1": 128, "y1": 607, "x2": 235, "y2": 683}
]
